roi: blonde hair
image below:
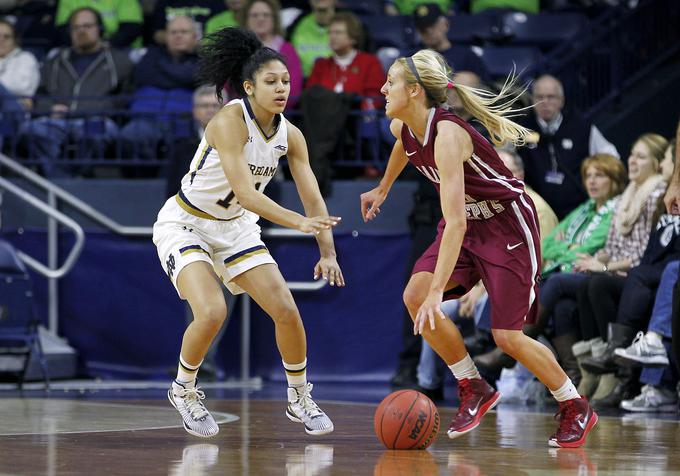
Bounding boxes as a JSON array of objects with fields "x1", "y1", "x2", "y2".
[
  {"x1": 634, "y1": 133, "x2": 668, "y2": 166},
  {"x1": 397, "y1": 49, "x2": 534, "y2": 147}
]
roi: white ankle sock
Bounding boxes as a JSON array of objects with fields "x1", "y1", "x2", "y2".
[
  {"x1": 448, "y1": 354, "x2": 481, "y2": 381},
  {"x1": 176, "y1": 355, "x2": 201, "y2": 389},
  {"x1": 283, "y1": 358, "x2": 307, "y2": 387},
  {"x1": 550, "y1": 378, "x2": 580, "y2": 402}
]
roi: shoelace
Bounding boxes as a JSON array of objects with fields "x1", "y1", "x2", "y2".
[
  {"x1": 630, "y1": 332, "x2": 648, "y2": 354},
  {"x1": 554, "y1": 401, "x2": 580, "y2": 432},
  {"x1": 179, "y1": 387, "x2": 209, "y2": 420},
  {"x1": 295, "y1": 384, "x2": 324, "y2": 418},
  {"x1": 456, "y1": 381, "x2": 474, "y2": 414}
]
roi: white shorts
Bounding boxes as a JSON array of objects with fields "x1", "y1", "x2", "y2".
[{"x1": 152, "y1": 196, "x2": 277, "y2": 298}]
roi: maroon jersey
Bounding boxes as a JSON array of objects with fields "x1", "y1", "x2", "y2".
[
  {"x1": 404, "y1": 107, "x2": 542, "y2": 330},
  {"x1": 400, "y1": 108, "x2": 525, "y2": 221}
]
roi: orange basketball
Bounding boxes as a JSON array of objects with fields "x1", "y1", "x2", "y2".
[{"x1": 374, "y1": 390, "x2": 440, "y2": 450}]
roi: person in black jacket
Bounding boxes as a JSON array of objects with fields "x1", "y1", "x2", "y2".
[
  {"x1": 518, "y1": 75, "x2": 619, "y2": 219},
  {"x1": 19, "y1": 7, "x2": 133, "y2": 177}
]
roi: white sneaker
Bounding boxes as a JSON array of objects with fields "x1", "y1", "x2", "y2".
[
  {"x1": 286, "y1": 383, "x2": 334, "y2": 435},
  {"x1": 620, "y1": 385, "x2": 678, "y2": 413},
  {"x1": 614, "y1": 332, "x2": 669, "y2": 366},
  {"x1": 168, "y1": 380, "x2": 220, "y2": 437}
]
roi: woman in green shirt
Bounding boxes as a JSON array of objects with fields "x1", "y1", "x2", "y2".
[{"x1": 541, "y1": 154, "x2": 628, "y2": 277}]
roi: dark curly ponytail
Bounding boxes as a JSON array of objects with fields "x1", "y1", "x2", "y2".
[{"x1": 199, "y1": 27, "x2": 288, "y2": 101}]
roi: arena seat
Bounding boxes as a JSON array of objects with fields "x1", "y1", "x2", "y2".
[
  {"x1": 477, "y1": 45, "x2": 542, "y2": 79},
  {"x1": 500, "y1": 12, "x2": 589, "y2": 50}
]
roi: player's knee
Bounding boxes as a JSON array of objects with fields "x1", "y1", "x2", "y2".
[
  {"x1": 492, "y1": 329, "x2": 523, "y2": 355},
  {"x1": 271, "y1": 300, "x2": 301, "y2": 326},
  {"x1": 194, "y1": 300, "x2": 227, "y2": 331},
  {"x1": 402, "y1": 286, "x2": 425, "y2": 314}
]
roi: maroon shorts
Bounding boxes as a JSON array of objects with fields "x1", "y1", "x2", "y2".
[{"x1": 412, "y1": 196, "x2": 541, "y2": 330}]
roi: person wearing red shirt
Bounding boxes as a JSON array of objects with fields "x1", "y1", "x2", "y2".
[{"x1": 305, "y1": 11, "x2": 384, "y2": 108}]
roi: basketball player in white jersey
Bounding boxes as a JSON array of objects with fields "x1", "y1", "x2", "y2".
[{"x1": 153, "y1": 28, "x2": 344, "y2": 438}]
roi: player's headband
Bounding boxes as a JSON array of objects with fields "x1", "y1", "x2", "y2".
[{"x1": 405, "y1": 56, "x2": 440, "y2": 102}]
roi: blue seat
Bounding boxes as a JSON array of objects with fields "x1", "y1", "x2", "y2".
[
  {"x1": 0, "y1": 239, "x2": 49, "y2": 389},
  {"x1": 500, "y1": 12, "x2": 589, "y2": 50},
  {"x1": 360, "y1": 15, "x2": 415, "y2": 50},
  {"x1": 447, "y1": 13, "x2": 503, "y2": 45},
  {"x1": 339, "y1": 0, "x2": 382, "y2": 15},
  {"x1": 477, "y1": 46, "x2": 542, "y2": 79}
]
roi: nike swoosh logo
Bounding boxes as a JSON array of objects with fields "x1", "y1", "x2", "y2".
[
  {"x1": 576, "y1": 416, "x2": 587, "y2": 430},
  {"x1": 506, "y1": 242, "x2": 523, "y2": 250},
  {"x1": 467, "y1": 400, "x2": 481, "y2": 416},
  {"x1": 405, "y1": 150, "x2": 416, "y2": 156}
]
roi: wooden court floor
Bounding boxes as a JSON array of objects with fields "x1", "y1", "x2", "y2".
[{"x1": 0, "y1": 396, "x2": 679, "y2": 475}]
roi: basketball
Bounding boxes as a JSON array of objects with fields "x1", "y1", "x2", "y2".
[{"x1": 374, "y1": 390, "x2": 440, "y2": 450}]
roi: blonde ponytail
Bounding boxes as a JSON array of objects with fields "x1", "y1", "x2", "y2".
[{"x1": 400, "y1": 49, "x2": 534, "y2": 147}]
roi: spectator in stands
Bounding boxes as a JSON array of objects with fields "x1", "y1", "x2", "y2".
[
  {"x1": 306, "y1": 12, "x2": 383, "y2": 100},
  {"x1": 617, "y1": 261, "x2": 679, "y2": 413},
  {"x1": 205, "y1": 0, "x2": 243, "y2": 33},
  {"x1": 531, "y1": 134, "x2": 666, "y2": 400},
  {"x1": 55, "y1": 0, "x2": 143, "y2": 48},
  {"x1": 576, "y1": 135, "x2": 676, "y2": 408},
  {"x1": 411, "y1": 3, "x2": 490, "y2": 82},
  {"x1": 165, "y1": 84, "x2": 220, "y2": 198},
  {"x1": 0, "y1": 19, "x2": 39, "y2": 112},
  {"x1": 518, "y1": 74, "x2": 619, "y2": 219},
  {"x1": 384, "y1": 0, "x2": 453, "y2": 15},
  {"x1": 287, "y1": 0, "x2": 335, "y2": 78},
  {"x1": 151, "y1": 0, "x2": 222, "y2": 44},
  {"x1": 238, "y1": 0, "x2": 303, "y2": 107},
  {"x1": 20, "y1": 7, "x2": 133, "y2": 177},
  {"x1": 120, "y1": 15, "x2": 199, "y2": 163},
  {"x1": 302, "y1": 11, "x2": 384, "y2": 192}
]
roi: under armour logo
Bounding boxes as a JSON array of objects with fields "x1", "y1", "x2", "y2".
[{"x1": 274, "y1": 144, "x2": 287, "y2": 152}]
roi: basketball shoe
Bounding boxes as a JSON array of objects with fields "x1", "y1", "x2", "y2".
[
  {"x1": 286, "y1": 383, "x2": 334, "y2": 435},
  {"x1": 447, "y1": 378, "x2": 501, "y2": 439},
  {"x1": 168, "y1": 380, "x2": 219, "y2": 438},
  {"x1": 548, "y1": 397, "x2": 598, "y2": 447}
]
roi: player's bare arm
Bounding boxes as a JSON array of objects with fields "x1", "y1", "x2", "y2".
[
  {"x1": 287, "y1": 120, "x2": 345, "y2": 286},
  {"x1": 414, "y1": 121, "x2": 471, "y2": 335},
  {"x1": 207, "y1": 107, "x2": 337, "y2": 235},
  {"x1": 360, "y1": 119, "x2": 409, "y2": 222}
]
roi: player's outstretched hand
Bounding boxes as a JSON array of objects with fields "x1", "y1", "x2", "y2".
[
  {"x1": 314, "y1": 256, "x2": 345, "y2": 287},
  {"x1": 298, "y1": 215, "x2": 341, "y2": 235},
  {"x1": 360, "y1": 187, "x2": 387, "y2": 222}
]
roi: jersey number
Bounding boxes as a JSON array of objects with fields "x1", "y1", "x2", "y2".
[{"x1": 216, "y1": 182, "x2": 263, "y2": 210}]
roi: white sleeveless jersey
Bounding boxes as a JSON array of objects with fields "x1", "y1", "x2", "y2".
[{"x1": 176, "y1": 98, "x2": 288, "y2": 221}]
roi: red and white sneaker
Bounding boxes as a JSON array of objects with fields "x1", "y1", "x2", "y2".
[
  {"x1": 447, "y1": 378, "x2": 501, "y2": 439},
  {"x1": 548, "y1": 397, "x2": 598, "y2": 448}
]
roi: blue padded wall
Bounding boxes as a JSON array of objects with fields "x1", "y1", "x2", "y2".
[{"x1": 2, "y1": 230, "x2": 412, "y2": 382}]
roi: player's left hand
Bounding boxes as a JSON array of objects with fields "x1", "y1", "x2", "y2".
[
  {"x1": 414, "y1": 291, "x2": 446, "y2": 335},
  {"x1": 314, "y1": 256, "x2": 345, "y2": 287}
]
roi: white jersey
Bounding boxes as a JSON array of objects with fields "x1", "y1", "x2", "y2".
[{"x1": 176, "y1": 98, "x2": 288, "y2": 221}]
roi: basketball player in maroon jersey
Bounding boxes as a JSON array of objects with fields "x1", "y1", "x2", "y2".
[{"x1": 361, "y1": 50, "x2": 598, "y2": 448}]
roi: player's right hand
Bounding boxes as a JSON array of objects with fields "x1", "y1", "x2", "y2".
[
  {"x1": 298, "y1": 215, "x2": 341, "y2": 235},
  {"x1": 360, "y1": 187, "x2": 387, "y2": 222}
]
